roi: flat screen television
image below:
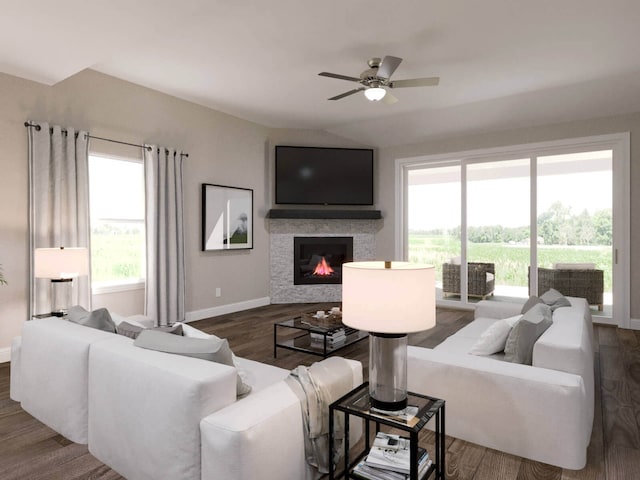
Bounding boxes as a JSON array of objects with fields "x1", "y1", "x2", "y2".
[{"x1": 275, "y1": 145, "x2": 374, "y2": 205}]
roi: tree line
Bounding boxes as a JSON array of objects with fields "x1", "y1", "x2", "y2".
[{"x1": 413, "y1": 202, "x2": 612, "y2": 246}]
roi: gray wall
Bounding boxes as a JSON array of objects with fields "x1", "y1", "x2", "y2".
[
  {"x1": 0, "y1": 70, "x2": 362, "y2": 353},
  {"x1": 376, "y1": 112, "x2": 640, "y2": 318}
]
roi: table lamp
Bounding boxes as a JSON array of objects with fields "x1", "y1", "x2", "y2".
[
  {"x1": 342, "y1": 261, "x2": 435, "y2": 412},
  {"x1": 34, "y1": 247, "x2": 89, "y2": 316}
]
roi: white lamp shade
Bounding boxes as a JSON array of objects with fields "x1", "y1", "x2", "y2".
[
  {"x1": 342, "y1": 261, "x2": 435, "y2": 333},
  {"x1": 34, "y1": 247, "x2": 89, "y2": 279},
  {"x1": 364, "y1": 87, "x2": 386, "y2": 101}
]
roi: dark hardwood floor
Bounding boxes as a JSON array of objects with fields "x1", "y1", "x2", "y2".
[{"x1": 0, "y1": 303, "x2": 639, "y2": 479}]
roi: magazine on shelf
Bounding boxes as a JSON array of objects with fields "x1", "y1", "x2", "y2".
[
  {"x1": 362, "y1": 432, "x2": 429, "y2": 476},
  {"x1": 353, "y1": 459, "x2": 432, "y2": 480},
  {"x1": 369, "y1": 405, "x2": 420, "y2": 427}
]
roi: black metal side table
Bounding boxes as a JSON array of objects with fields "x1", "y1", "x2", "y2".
[{"x1": 329, "y1": 382, "x2": 445, "y2": 480}]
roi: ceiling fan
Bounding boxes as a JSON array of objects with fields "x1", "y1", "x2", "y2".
[{"x1": 318, "y1": 55, "x2": 439, "y2": 103}]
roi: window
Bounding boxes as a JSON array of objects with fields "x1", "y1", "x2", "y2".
[
  {"x1": 397, "y1": 133, "x2": 630, "y2": 326},
  {"x1": 89, "y1": 154, "x2": 145, "y2": 291}
]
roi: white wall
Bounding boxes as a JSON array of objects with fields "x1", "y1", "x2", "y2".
[{"x1": 376, "y1": 112, "x2": 640, "y2": 318}]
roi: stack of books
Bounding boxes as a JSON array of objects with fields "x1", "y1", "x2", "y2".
[
  {"x1": 310, "y1": 327, "x2": 346, "y2": 346},
  {"x1": 352, "y1": 432, "x2": 432, "y2": 480}
]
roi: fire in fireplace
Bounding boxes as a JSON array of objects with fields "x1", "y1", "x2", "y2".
[{"x1": 294, "y1": 236, "x2": 353, "y2": 285}]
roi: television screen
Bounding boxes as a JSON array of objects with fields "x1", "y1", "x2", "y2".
[{"x1": 275, "y1": 146, "x2": 374, "y2": 205}]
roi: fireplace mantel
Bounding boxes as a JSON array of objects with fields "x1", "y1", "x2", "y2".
[{"x1": 267, "y1": 209, "x2": 382, "y2": 220}]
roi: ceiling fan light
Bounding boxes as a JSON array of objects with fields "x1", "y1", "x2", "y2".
[{"x1": 364, "y1": 87, "x2": 386, "y2": 101}]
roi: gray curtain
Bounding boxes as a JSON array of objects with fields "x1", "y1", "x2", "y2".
[
  {"x1": 28, "y1": 122, "x2": 91, "y2": 317},
  {"x1": 144, "y1": 146, "x2": 185, "y2": 326}
]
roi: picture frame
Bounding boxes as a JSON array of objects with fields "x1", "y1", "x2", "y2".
[{"x1": 202, "y1": 183, "x2": 253, "y2": 251}]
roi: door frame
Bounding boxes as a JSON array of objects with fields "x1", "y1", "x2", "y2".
[{"x1": 395, "y1": 132, "x2": 630, "y2": 328}]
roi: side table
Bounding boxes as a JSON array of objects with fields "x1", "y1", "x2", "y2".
[{"x1": 329, "y1": 382, "x2": 445, "y2": 480}]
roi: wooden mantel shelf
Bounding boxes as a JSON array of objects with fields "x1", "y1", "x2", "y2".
[{"x1": 267, "y1": 209, "x2": 382, "y2": 220}]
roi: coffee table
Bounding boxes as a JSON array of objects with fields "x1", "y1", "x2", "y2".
[{"x1": 273, "y1": 316, "x2": 368, "y2": 358}]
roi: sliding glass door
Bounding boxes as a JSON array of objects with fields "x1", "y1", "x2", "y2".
[{"x1": 400, "y1": 134, "x2": 628, "y2": 325}]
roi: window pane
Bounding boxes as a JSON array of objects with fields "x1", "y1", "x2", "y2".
[
  {"x1": 467, "y1": 159, "x2": 530, "y2": 301},
  {"x1": 89, "y1": 155, "x2": 145, "y2": 285},
  {"x1": 407, "y1": 165, "x2": 461, "y2": 300}
]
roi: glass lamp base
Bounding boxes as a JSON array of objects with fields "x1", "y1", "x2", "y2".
[
  {"x1": 369, "y1": 332, "x2": 408, "y2": 412},
  {"x1": 51, "y1": 278, "x2": 73, "y2": 317}
]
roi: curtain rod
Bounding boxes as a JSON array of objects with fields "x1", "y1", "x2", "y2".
[{"x1": 24, "y1": 122, "x2": 189, "y2": 157}]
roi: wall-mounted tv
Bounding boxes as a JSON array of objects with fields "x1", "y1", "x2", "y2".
[{"x1": 275, "y1": 145, "x2": 374, "y2": 205}]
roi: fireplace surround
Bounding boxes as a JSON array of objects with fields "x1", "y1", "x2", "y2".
[{"x1": 269, "y1": 217, "x2": 381, "y2": 303}]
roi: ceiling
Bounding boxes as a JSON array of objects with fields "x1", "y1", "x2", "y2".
[{"x1": 3, "y1": 0, "x2": 640, "y2": 148}]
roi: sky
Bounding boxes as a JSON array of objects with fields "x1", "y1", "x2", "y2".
[{"x1": 408, "y1": 154, "x2": 613, "y2": 230}]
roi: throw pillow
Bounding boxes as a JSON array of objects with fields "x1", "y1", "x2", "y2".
[
  {"x1": 521, "y1": 295, "x2": 544, "y2": 314},
  {"x1": 540, "y1": 288, "x2": 572, "y2": 311},
  {"x1": 67, "y1": 305, "x2": 116, "y2": 333},
  {"x1": 504, "y1": 303, "x2": 553, "y2": 365},
  {"x1": 469, "y1": 319, "x2": 513, "y2": 356},
  {"x1": 134, "y1": 330, "x2": 251, "y2": 398},
  {"x1": 117, "y1": 321, "x2": 183, "y2": 340}
]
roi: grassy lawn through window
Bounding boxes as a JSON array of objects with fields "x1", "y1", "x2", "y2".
[{"x1": 408, "y1": 234, "x2": 612, "y2": 293}]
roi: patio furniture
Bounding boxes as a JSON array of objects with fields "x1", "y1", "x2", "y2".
[
  {"x1": 442, "y1": 261, "x2": 495, "y2": 299},
  {"x1": 530, "y1": 266, "x2": 604, "y2": 311}
]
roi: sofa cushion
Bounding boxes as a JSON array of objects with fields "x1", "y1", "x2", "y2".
[
  {"x1": 469, "y1": 319, "x2": 512, "y2": 356},
  {"x1": 540, "y1": 288, "x2": 572, "y2": 311},
  {"x1": 68, "y1": 305, "x2": 117, "y2": 333},
  {"x1": 134, "y1": 330, "x2": 251, "y2": 397},
  {"x1": 117, "y1": 321, "x2": 183, "y2": 339},
  {"x1": 504, "y1": 303, "x2": 553, "y2": 365},
  {"x1": 521, "y1": 295, "x2": 544, "y2": 314}
]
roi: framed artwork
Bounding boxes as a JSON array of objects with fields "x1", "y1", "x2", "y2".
[{"x1": 202, "y1": 183, "x2": 253, "y2": 251}]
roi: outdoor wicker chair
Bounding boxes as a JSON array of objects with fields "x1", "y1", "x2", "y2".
[
  {"x1": 530, "y1": 267, "x2": 604, "y2": 310},
  {"x1": 442, "y1": 262, "x2": 495, "y2": 299}
]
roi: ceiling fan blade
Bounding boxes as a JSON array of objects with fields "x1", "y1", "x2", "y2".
[
  {"x1": 390, "y1": 77, "x2": 440, "y2": 88},
  {"x1": 377, "y1": 56, "x2": 403, "y2": 79},
  {"x1": 382, "y1": 91, "x2": 399, "y2": 104},
  {"x1": 318, "y1": 72, "x2": 362, "y2": 82},
  {"x1": 328, "y1": 88, "x2": 365, "y2": 100}
]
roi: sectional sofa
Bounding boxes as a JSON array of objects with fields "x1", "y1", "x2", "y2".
[
  {"x1": 407, "y1": 296, "x2": 594, "y2": 469},
  {"x1": 10, "y1": 316, "x2": 363, "y2": 480}
]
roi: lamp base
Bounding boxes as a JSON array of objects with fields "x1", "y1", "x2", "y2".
[
  {"x1": 368, "y1": 332, "x2": 408, "y2": 412},
  {"x1": 51, "y1": 278, "x2": 73, "y2": 317}
]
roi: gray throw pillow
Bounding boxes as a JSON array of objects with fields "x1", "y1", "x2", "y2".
[
  {"x1": 521, "y1": 295, "x2": 544, "y2": 314},
  {"x1": 67, "y1": 305, "x2": 116, "y2": 333},
  {"x1": 540, "y1": 288, "x2": 572, "y2": 311},
  {"x1": 504, "y1": 303, "x2": 553, "y2": 365},
  {"x1": 117, "y1": 321, "x2": 183, "y2": 340},
  {"x1": 134, "y1": 330, "x2": 251, "y2": 398}
]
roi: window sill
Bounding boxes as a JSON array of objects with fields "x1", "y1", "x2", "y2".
[{"x1": 92, "y1": 280, "x2": 145, "y2": 295}]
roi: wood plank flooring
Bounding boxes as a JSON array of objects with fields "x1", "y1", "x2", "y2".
[{"x1": 0, "y1": 303, "x2": 638, "y2": 479}]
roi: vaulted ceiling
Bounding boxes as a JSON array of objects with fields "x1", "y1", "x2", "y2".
[{"x1": 3, "y1": 0, "x2": 640, "y2": 147}]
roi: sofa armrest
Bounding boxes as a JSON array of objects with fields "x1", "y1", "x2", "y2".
[
  {"x1": 10, "y1": 336, "x2": 21, "y2": 402},
  {"x1": 201, "y1": 358, "x2": 363, "y2": 480},
  {"x1": 407, "y1": 346, "x2": 589, "y2": 470},
  {"x1": 474, "y1": 300, "x2": 523, "y2": 319}
]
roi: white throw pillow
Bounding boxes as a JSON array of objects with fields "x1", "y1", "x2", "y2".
[{"x1": 469, "y1": 319, "x2": 514, "y2": 356}]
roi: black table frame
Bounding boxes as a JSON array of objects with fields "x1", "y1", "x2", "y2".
[
  {"x1": 273, "y1": 317, "x2": 368, "y2": 358},
  {"x1": 329, "y1": 382, "x2": 445, "y2": 480}
]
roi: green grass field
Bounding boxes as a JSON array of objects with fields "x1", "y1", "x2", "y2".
[
  {"x1": 408, "y1": 234, "x2": 612, "y2": 292},
  {"x1": 91, "y1": 232, "x2": 144, "y2": 283}
]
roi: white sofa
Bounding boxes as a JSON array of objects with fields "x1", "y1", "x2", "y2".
[
  {"x1": 407, "y1": 297, "x2": 594, "y2": 470},
  {"x1": 10, "y1": 317, "x2": 363, "y2": 480}
]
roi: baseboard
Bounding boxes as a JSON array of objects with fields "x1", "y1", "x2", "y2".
[
  {"x1": 184, "y1": 297, "x2": 271, "y2": 323},
  {"x1": 629, "y1": 318, "x2": 640, "y2": 330},
  {"x1": 0, "y1": 347, "x2": 11, "y2": 364},
  {"x1": 593, "y1": 316, "x2": 618, "y2": 326}
]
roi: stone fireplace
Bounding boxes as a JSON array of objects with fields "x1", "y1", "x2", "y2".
[{"x1": 269, "y1": 212, "x2": 382, "y2": 303}]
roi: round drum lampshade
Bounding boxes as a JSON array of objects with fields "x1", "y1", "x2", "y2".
[{"x1": 341, "y1": 261, "x2": 436, "y2": 334}]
